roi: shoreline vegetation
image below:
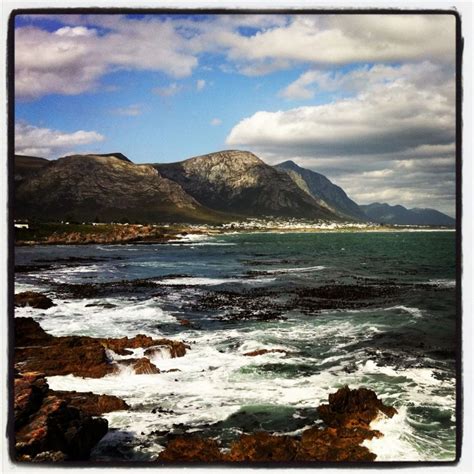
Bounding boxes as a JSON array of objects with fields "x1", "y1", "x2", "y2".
[{"x1": 14, "y1": 221, "x2": 455, "y2": 246}]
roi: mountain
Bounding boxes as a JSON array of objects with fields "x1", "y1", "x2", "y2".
[
  {"x1": 154, "y1": 150, "x2": 339, "y2": 220},
  {"x1": 275, "y1": 160, "x2": 367, "y2": 221},
  {"x1": 361, "y1": 203, "x2": 455, "y2": 226},
  {"x1": 14, "y1": 155, "x2": 49, "y2": 184},
  {"x1": 14, "y1": 153, "x2": 225, "y2": 223}
]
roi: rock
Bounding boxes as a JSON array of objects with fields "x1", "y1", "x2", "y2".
[
  {"x1": 14, "y1": 372, "x2": 109, "y2": 462},
  {"x1": 14, "y1": 372, "x2": 49, "y2": 429},
  {"x1": 295, "y1": 426, "x2": 379, "y2": 461},
  {"x1": 49, "y1": 390, "x2": 129, "y2": 416},
  {"x1": 132, "y1": 358, "x2": 160, "y2": 375},
  {"x1": 15, "y1": 291, "x2": 55, "y2": 309},
  {"x1": 16, "y1": 334, "x2": 115, "y2": 378},
  {"x1": 158, "y1": 386, "x2": 397, "y2": 463},
  {"x1": 103, "y1": 335, "x2": 188, "y2": 358},
  {"x1": 14, "y1": 318, "x2": 188, "y2": 378},
  {"x1": 15, "y1": 317, "x2": 54, "y2": 347},
  {"x1": 243, "y1": 349, "x2": 288, "y2": 357},
  {"x1": 158, "y1": 437, "x2": 222, "y2": 462},
  {"x1": 318, "y1": 385, "x2": 397, "y2": 429},
  {"x1": 226, "y1": 432, "x2": 298, "y2": 462}
]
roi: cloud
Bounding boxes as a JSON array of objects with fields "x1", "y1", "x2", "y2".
[
  {"x1": 113, "y1": 104, "x2": 143, "y2": 116},
  {"x1": 15, "y1": 17, "x2": 197, "y2": 99},
  {"x1": 227, "y1": 63, "x2": 454, "y2": 157},
  {"x1": 15, "y1": 121, "x2": 105, "y2": 158},
  {"x1": 152, "y1": 83, "x2": 182, "y2": 97},
  {"x1": 196, "y1": 79, "x2": 206, "y2": 91},
  {"x1": 15, "y1": 13, "x2": 456, "y2": 99},
  {"x1": 210, "y1": 118, "x2": 222, "y2": 126},
  {"x1": 280, "y1": 61, "x2": 453, "y2": 100},
  {"x1": 226, "y1": 61, "x2": 455, "y2": 215}
]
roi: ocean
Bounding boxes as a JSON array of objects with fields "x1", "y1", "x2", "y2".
[{"x1": 14, "y1": 230, "x2": 458, "y2": 462}]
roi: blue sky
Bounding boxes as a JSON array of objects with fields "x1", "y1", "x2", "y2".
[{"x1": 14, "y1": 13, "x2": 456, "y2": 215}]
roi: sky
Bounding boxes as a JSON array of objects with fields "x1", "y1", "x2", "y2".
[{"x1": 14, "y1": 13, "x2": 457, "y2": 216}]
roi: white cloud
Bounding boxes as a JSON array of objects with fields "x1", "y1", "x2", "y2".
[
  {"x1": 196, "y1": 79, "x2": 206, "y2": 91},
  {"x1": 152, "y1": 83, "x2": 182, "y2": 97},
  {"x1": 15, "y1": 18, "x2": 197, "y2": 99},
  {"x1": 112, "y1": 104, "x2": 143, "y2": 116},
  {"x1": 227, "y1": 61, "x2": 455, "y2": 215},
  {"x1": 15, "y1": 121, "x2": 105, "y2": 158},
  {"x1": 15, "y1": 13, "x2": 456, "y2": 99},
  {"x1": 280, "y1": 61, "x2": 453, "y2": 100},
  {"x1": 227, "y1": 63, "x2": 454, "y2": 157},
  {"x1": 210, "y1": 118, "x2": 222, "y2": 126}
]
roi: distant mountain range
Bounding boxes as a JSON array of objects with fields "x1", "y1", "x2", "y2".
[
  {"x1": 13, "y1": 151, "x2": 455, "y2": 226},
  {"x1": 360, "y1": 203, "x2": 455, "y2": 226}
]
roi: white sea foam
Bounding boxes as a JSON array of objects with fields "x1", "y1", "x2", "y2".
[
  {"x1": 46, "y1": 314, "x2": 456, "y2": 462},
  {"x1": 156, "y1": 276, "x2": 275, "y2": 286},
  {"x1": 426, "y1": 279, "x2": 456, "y2": 288},
  {"x1": 262, "y1": 265, "x2": 326, "y2": 274},
  {"x1": 17, "y1": 298, "x2": 176, "y2": 338},
  {"x1": 385, "y1": 305, "x2": 424, "y2": 318}
]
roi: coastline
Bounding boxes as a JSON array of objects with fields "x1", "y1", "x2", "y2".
[{"x1": 14, "y1": 222, "x2": 455, "y2": 247}]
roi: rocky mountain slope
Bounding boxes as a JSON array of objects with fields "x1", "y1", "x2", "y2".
[
  {"x1": 14, "y1": 153, "x2": 224, "y2": 223},
  {"x1": 275, "y1": 160, "x2": 367, "y2": 221},
  {"x1": 154, "y1": 150, "x2": 339, "y2": 220},
  {"x1": 361, "y1": 202, "x2": 455, "y2": 226}
]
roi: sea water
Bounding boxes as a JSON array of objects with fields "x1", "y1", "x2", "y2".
[{"x1": 14, "y1": 231, "x2": 457, "y2": 461}]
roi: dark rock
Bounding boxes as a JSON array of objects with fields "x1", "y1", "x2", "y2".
[
  {"x1": 318, "y1": 385, "x2": 397, "y2": 429},
  {"x1": 226, "y1": 432, "x2": 298, "y2": 462},
  {"x1": 14, "y1": 372, "x2": 109, "y2": 462},
  {"x1": 158, "y1": 437, "x2": 222, "y2": 462},
  {"x1": 15, "y1": 318, "x2": 188, "y2": 378},
  {"x1": 49, "y1": 390, "x2": 129, "y2": 416},
  {"x1": 243, "y1": 349, "x2": 289, "y2": 357},
  {"x1": 15, "y1": 291, "x2": 55, "y2": 309}
]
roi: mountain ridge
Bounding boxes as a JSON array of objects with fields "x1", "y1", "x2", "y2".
[
  {"x1": 154, "y1": 150, "x2": 340, "y2": 220},
  {"x1": 275, "y1": 160, "x2": 367, "y2": 221}
]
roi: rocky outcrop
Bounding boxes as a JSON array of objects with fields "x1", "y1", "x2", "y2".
[
  {"x1": 318, "y1": 385, "x2": 397, "y2": 430},
  {"x1": 15, "y1": 318, "x2": 187, "y2": 378},
  {"x1": 158, "y1": 386, "x2": 397, "y2": 463},
  {"x1": 158, "y1": 438, "x2": 223, "y2": 462},
  {"x1": 14, "y1": 371, "x2": 110, "y2": 462},
  {"x1": 15, "y1": 291, "x2": 55, "y2": 309},
  {"x1": 155, "y1": 150, "x2": 339, "y2": 220},
  {"x1": 48, "y1": 390, "x2": 129, "y2": 416}
]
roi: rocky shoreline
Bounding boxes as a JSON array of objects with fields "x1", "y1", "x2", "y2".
[{"x1": 13, "y1": 308, "x2": 398, "y2": 463}]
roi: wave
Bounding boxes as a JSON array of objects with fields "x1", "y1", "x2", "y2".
[
  {"x1": 156, "y1": 276, "x2": 275, "y2": 286},
  {"x1": 261, "y1": 265, "x2": 326, "y2": 274}
]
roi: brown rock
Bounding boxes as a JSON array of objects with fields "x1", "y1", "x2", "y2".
[
  {"x1": 158, "y1": 437, "x2": 223, "y2": 462},
  {"x1": 103, "y1": 335, "x2": 188, "y2": 358},
  {"x1": 16, "y1": 335, "x2": 115, "y2": 378},
  {"x1": 318, "y1": 385, "x2": 397, "y2": 429},
  {"x1": 14, "y1": 372, "x2": 49, "y2": 429},
  {"x1": 15, "y1": 317, "x2": 53, "y2": 347},
  {"x1": 49, "y1": 390, "x2": 129, "y2": 416},
  {"x1": 295, "y1": 426, "x2": 378, "y2": 462},
  {"x1": 226, "y1": 432, "x2": 298, "y2": 462},
  {"x1": 15, "y1": 291, "x2": 55, "y2": 310},
  {"x1": 14, "y1": 318, "x2": 188, "y2": 379},
  {"x1": 14, "y1": 372, "x2": 108, "y2": 462},
  {"x1": 132, "y1": 357, "x2": 160, "y2": 375}
]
